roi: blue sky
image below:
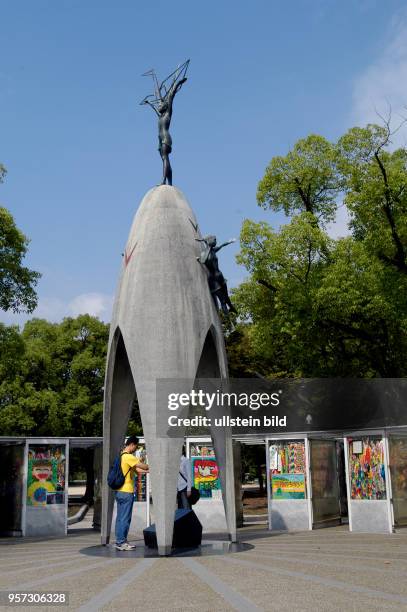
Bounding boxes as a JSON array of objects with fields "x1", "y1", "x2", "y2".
[{"x1": 1, "y1": 0, "x2": 407, "y2": 324}]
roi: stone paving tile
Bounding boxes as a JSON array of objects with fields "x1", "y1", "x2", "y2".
[
  {"x1": 245, "y1": 548, "x2": 407, "y2": 578},
  {"x1": 257, "y1": 551, "x2": 407, "y2": 566},
  {"x1": 2, "y1": 528, "x2": 407, "y2": 611},
  {"x1": 99, "y1": 559, "x2": 235, "y2": 612},
  {"x1": 230, "y1": 549, "x2": 407, "y2": 596},
  {"x1": 241, "y1": 529, "x2": 407, "y2": 561},
  {"x1": 4, "y1": 558, "x2": 137, "y2": 610},
  {"x1": 0, "y1": 554, "x2": 81, "y2": 571},
  {"x1": 248, "y1": 544, "x2": 407, "y2": 565},
  {"x1": 45, "y1": 560, "x2": 140, "y2": 609},
  {"x1": 195, "y1": 556, "x2": 404, "y2": 612},
  {"x1": 0, "y1": 556, "x2": 93, "y2": 586}
]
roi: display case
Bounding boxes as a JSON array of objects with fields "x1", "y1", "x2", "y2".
[
  {"x1": 266, "y1": 437, "x2": 311, "y2": 531},
  {"x1": 388, "y1": 433, "x2": 407, "y2": 527},
  {"x1": 345, "y1": 434, "x2": 392, "y2": 533},
  {"x1": 186, "y1": 437, "x2": 226, "y2": 531},
  {"x1": 188, "y1": 440, "x2": 221, "y2": 500},
  {"x1": 132, "y1": 438, "x2": 150, "y2": 530},
  {"x1": 24, "y1": 439, "x2": 69, "y2": 537},
  {"x1": 0, "y1": 442, "x2": 25, "y2": 536},
  {"x1": 309, "y1": 439, "x2": 341, "y2": 527},
  {"x1": 134, "y1": 442, "x2": 148, "y2": 502}
]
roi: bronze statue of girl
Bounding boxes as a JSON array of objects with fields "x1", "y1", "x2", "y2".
[
  {"x1": 141, "y1": 60, "x2": 189, "y2": 186},
  {"x1": 197, "y1": 235, "x2": 237, "y2": 315}
]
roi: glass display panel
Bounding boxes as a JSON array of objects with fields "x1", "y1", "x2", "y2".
[
  {"x1": 189, "y1": 442, "x2": 221, "y2": 500},
  {"x1": 269, "y1": 441, "x2": 306, "y2": 499},
  {"x1": 27, "y1": 445, "x2": 66, "y2": 506},
  {"x1": 134, "y1": 444, "x2": 148, "y2": 502},
  {"x1": 310, "y1": 440, "x2": 340, "y2": 524},
  {"x1": 0, "y1": 444, "x2": 25, "y2": 533},
  {"x1": 348, "y1": 437, "x2": 386, "y2": 500},
  {"x1": 389, "y1": 436, "x2": 407, "y2": 526}
]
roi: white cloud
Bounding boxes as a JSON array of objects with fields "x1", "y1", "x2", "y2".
[
  {"x1": 34, "y1": 297, "x2": 69, "y2": 322},
  {"x1": 352, "y1": 15, "x2": 407, "y2": 147},
  {"x1": 0, "y1": 292, "x2": 113, "y2": 327},
  {"x1": 326, "y1": 204, "x2": 351, "y2": 239},
  {"x1": 68, "y1": 293, "x2": 114, "y2": 320}
]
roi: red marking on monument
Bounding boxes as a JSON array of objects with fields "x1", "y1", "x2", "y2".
[{"x1": 124, "y1": 242, "x2": 137, "y2": 267}]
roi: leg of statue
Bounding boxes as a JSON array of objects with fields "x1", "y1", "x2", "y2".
[
  {"x1": 164, "y1": 154, "x2": 172, "y2": 186},
  {"x1": 159, "y1": 145, "x2": 172, "y2": 186},
  {"x1": 226, "y1": 294, "x2": 236, "y2": 313},
  {"x1": 160, "y1": 151, "x2": 166, "y2": 185}
]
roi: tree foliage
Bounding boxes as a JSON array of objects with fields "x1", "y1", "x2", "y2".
[
  {"x1": 231, "y1": 123, "x2": 407, "y2": 378},
  {"x1": 257, "y1": 134, "x2": 340, "y2": 223},
  {"x1": 0, "y1": 315, "x2": 110, "y2": 436},
  {"x1": 337, "y1": 124, "x2": 407, "y2": 274},
  {"x1": 0, "y1": 165, "x2": 41, "y2": 313}
]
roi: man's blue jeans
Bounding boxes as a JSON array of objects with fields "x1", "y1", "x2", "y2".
[{"x1": 115, "y1": 491, "x2": 134, "y2": 544}]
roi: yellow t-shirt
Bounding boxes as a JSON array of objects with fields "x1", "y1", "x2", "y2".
[{"x1": 117, "y1": 453, "x2": 140, "y2": 493}]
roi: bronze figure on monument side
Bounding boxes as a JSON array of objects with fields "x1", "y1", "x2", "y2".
[
  {"x1": 197, "y1": 235, "x2": 237, "y2": 315},
  {"x1": 140, "y1": 60, "x2": 190, "y2": 186}
]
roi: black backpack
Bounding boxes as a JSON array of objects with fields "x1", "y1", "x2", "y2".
[
  {"x1": 179, "y1": 471, "x2": 200, "y2": 505},
  {"x1": 107, "y1": 453, "x2": 132, "y2": 490}
]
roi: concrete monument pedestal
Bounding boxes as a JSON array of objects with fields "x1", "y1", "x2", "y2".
[{"x1": 101, "y1": 185, "x2": 236, "y2": 555}]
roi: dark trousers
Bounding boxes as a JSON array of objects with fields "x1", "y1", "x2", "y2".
[{"x1": 177, "y1": 488, "x2": 191, "y2": 510}]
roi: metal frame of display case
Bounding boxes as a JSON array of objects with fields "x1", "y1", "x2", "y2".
[
  {"x1": 266, "y1": 434, "x2": 312, "y2": 532},
  {"x1": 23, "y1": 438, "x2": 70, "y2": 537}
]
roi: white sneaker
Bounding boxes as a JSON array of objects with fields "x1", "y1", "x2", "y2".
[
  {"x1": 116, "y1": 542, "x2": 133, "y2": 551},
  {"x1": 125, "y1": 542, "x2": 136, "y2": 549}
]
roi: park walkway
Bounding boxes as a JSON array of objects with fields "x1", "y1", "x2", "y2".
[{"x1": 2, "y1": 526, "x2": 407, "y2": 611}]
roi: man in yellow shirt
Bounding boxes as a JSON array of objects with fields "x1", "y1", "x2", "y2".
[{"x1": 115, "y1": 435, "x2": 149, "y2": 551}]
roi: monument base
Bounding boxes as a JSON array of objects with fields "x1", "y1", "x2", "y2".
[
  {"x1": 80, "y1": 539, "x2": 253, "y2": 558},
  {"x1": 143, "y1": 508, "x2": 203, "y2": 551}
]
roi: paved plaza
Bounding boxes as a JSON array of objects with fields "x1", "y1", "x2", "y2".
[{"x1": 1, "y1": 526, "x2": 407, "y2": 611}]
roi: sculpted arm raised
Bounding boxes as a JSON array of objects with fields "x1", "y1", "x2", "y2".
[
  {"x1": 214, "y1": 238, "x2": 236, "y2": 253},
  {"x1": 140, "y1": 60, "x2": 189, "y2": 185}
]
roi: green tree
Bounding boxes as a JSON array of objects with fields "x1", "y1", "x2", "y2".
[
  {"x1": 233, "y1": 124, "x2": 407, "y2": 377},
  {"x1": 224, "y1": 322, "x2": 265, "y2": 378},
  {"x1": 337, "y1": 123, "x2": 407, "y2": 274},
  {"x1": 257, "y1": 134, "x2": 340, "y2": 223},
  {"x1": 0, "y1": 323, "x2": 25, "y2": 380},
  {"x1": 0, "y1": 315, "x2": 110, "y2": 436},
  {"x1": 0, "y1": 165, "x2": 41, "y2": 313}
]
